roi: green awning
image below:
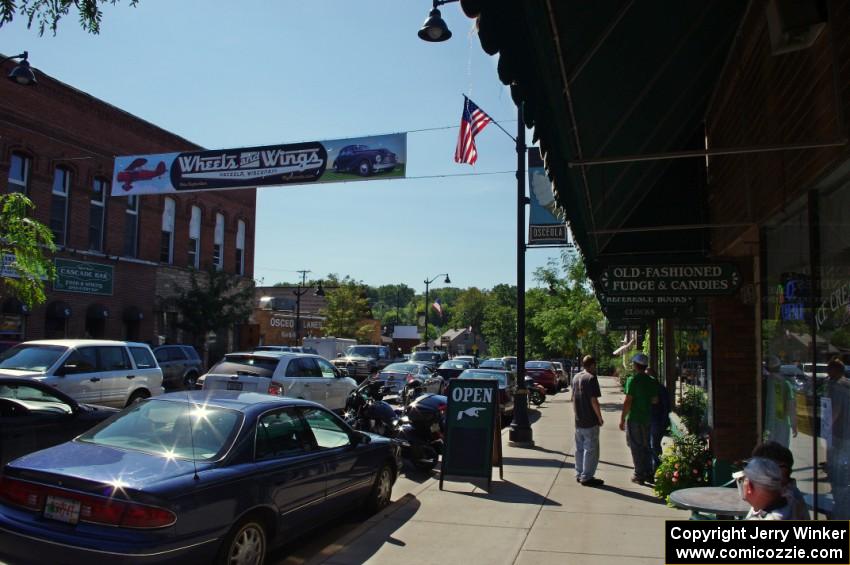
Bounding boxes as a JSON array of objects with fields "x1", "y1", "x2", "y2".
[{"x1": 463, "y1": 0, "x2": 747, "y2": 280}]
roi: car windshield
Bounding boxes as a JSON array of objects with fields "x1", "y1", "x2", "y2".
[
  {"x1": 526, "y1": 361, "x2": 552, "y2": 369},
  {"x1": 383, "y1": 363, "x2": 420, "y2": 373},
  {"x1": 346, "y1": 346, "x2": 380, "y2": 358},
  {"x1": 479, "y1": 359, "x2": 505, "y2": 369},
  {"x1": 440, "y1": 361, "x2": 468, "y2": 369},
  {"x1": 78, "y1": 399, "x2": 242, "y2": 461},
  {"x1": 0, "y1": 344, "x2": 67, "y2": 372},
  {"x1": 0, "y1": 382, "x2": 73, "y2": 414},
  {"x1": 209, "y1": 355, "x2": 279, "y2": 377},
  {"x1": 458, "y1": 370, "x2": 507, "y2": 387},
  {"x1": 411, "y1": 352, "x2": 441, "y2": 362}
]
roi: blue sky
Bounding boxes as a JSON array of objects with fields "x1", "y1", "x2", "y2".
[{"x1": 1, "y1": 0, "x2": 565, "y2": 291}]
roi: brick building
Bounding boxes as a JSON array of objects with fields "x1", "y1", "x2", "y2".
[{"x1": 0, "y1": 58, "x2": 255, "y2": 350}]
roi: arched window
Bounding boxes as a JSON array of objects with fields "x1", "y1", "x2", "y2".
[
  {"x1": 50, "y1": 167, "x2": 71, "y2": 246},
  {"x1": 89, "y1": 177, "x2": 109, "y2": 251},
  {"x1": 236, "y1": 219, "x2": 246, "y2": 275},
  {"x1": 8, "y1": 152, "x2": 30, "y2": 194},
  {"x1": 160, "y1": 197, "x2": 176, "y2": 263},
  {"x1": 188, "y1": 205, "x2": 201, "y2": 269},
  {"x1": 213, "y1": 212, "x2": 224, "y2": 271}
]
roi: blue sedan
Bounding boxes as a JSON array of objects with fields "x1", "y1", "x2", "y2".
[{"x1": 0, "y1": 391, "x2": 399, "y2": 564}]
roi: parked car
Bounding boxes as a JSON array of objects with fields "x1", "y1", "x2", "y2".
[
  {"x1": 436, "y1": 359, "x2": 471, "y2": 381},
  {"x1": 332, "y1": 144, "x2": 397, "y2": 176},
  {"x1": 289, "y1": 346, "x2": 319, "y2": 355},
  {"x1": 0, "y1": 340, "x2": 164, "y2": 408},
  {"x1": 153, "y1": 344, "x2": 203, "y2": 391},
  {"x1": 525, "y1": 360, "x2": 560, "y2": 394},
  {"x1": 452, "y1": 355, "x2": 478, "y2": 368},
  {"x1": 199, "y1": 351, "x2": 356, "y2": 412},
  {"x1": 457, "y1": 368, "x2": 515, "y2": 423},
  {"x1": 0, "y1": 392, "x2": 399, "y2": 564},
  {"x1": 331, "y1": 345, "x2": 400, "y2": 383},
  {"x1": 408, "y1": 350, "x2": 448, "y2": 371},
  {"x1": 254, "y1": 345, "x2": 292, "y2": 352},
  {"x1": 479, "y1": 358, "x2": 508, "y2": 371},
  {"x1": 374, "y1": 362, "x2": 443, "y2": 396},
  {"x1": 551, "y1": 361, "x2": 569, "y2": 390},
  {"x1": 0, "y1": 377, "x2": 118, "y2": 466}
]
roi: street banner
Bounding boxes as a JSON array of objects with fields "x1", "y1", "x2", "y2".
[
  {"x1": 440, "y1": 378, "x2": 502, "y2": 489},
  {"x1": 599, "y1": 263, "x2": 741, "y2": 296},
  {"x1": 111, "y1": 133, "x2": 407, "y2": 196},
  {"x1": 528, "y1": 148, "x2": 572, "y2": 246}
]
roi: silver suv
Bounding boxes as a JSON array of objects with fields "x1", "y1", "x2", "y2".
[
  {"x1": 153, "y1": 344, "x2": 203, "y2": 390},
  {"x1": 0, "y1": 339, "x2": 164, "y2": 408}
]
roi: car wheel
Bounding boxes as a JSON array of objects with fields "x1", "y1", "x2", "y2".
[
  {"x1": 216, "y1": 516, "x2": 267, "y2": 565},
  {"x1": 125, "y1": 389, "x2": 150, "y2": 407},
  {"x1": 364, "y1": 463, "x2": 393, "y2": 513},
  {"x1": 184, "y1": 372, "x2": 199, "y2": 390},
  {"x1": 357, "y1": 159, "x2": 372, "y2": 176}
]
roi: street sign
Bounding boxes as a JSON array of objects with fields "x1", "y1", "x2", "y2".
[
  {"x1": 599, "y1": 264, "x2": 741, "y2": 296},
  {"x1": 53, "y1": 259, "x2": 113, "y2": 296},
  {"x1": 440, "y1": 379, "x2": 502, "y2": 489}
]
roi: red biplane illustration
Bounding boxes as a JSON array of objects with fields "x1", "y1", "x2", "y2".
[{"x1": 117, "y1": 158, "x2": 168, "y2": 191}]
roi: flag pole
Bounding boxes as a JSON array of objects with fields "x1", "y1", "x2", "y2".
[{"x1": 463, "y1": 94, "x2": 517, "y2": 144}]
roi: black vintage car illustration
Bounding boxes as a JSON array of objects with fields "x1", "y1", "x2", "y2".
[{"x1": 332, "y1": 144, "x2": 398, "y2": 176}]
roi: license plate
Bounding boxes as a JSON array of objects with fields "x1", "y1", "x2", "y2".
[
  {"x1": 44, "y1": 495, "x2": 81, "y2": 525},
  {"x1": 226, "y1": 381, "x2": 243, "y2": 391}
]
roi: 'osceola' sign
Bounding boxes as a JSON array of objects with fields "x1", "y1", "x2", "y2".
[{"x1": 600, "y1": 263, "x2": 741, "y2": 296}]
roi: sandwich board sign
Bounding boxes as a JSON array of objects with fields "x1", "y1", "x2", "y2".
[{"x1": 440, "y1": 378, "x2": 503, "y2": 490}]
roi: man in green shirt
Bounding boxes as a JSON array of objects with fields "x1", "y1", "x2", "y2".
[{"x1": 619, "y1": 353, "x2": 658, "y2": 485}]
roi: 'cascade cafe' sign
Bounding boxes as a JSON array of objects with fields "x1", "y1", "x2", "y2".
[
  {"x1": 599, "y1": 263, "x2": 741, "y2": 297},
  {"x1": 440, "y1": 379, "x2": 503, "y2": 490}
]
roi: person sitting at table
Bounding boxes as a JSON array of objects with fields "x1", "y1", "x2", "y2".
[
  {"x1": 751, "y1": 441, "x2": 810, "y2": 520},
  {"x1": 734, "y1": 457, "x2": 793, "y2": 520}
]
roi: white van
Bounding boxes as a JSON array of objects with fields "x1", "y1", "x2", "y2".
[
  {"x1": 198, "y1": 351, "x2": 357, "y2": 412},
  {"x1": 0, "y1": 339, "x2": 164, "y2": 408}
]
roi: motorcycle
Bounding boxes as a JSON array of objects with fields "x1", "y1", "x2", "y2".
[
  {"x1": 342, "y1": 380, "x2": 399, "y2": 437},
  {"x1": 395, "y1": 392, "x2": 447, "y2": 471},
  {"x1": 525, "y1": 376, "x2": 546, "y2": 406}
]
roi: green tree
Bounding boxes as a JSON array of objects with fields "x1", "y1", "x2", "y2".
[
  {"x1": 449, "y1": 287, "x2": 487, "y2": 334},
  {"x1": 173, "y1": 267, "x2": 254, "y2": 350},
  {"x1": 0, "y1": 0, "x2": 138, "y2": 35},
  {"x1": 0, "y1": 193, "x2": 56, "y2": 308},
  {"x1": 320, "y1": 275, "x2": 374, "y2": 343},
  {"x1": 482, "y1": 302, "x2": 517, "y2": 356}
]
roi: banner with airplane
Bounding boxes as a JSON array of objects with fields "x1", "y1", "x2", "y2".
[
  {"x1": 527, "y1": 147, "x2": 572, "y2": 247},
  {"x1": 111, "y1": 133, "x2": 407, "y2": 196}
]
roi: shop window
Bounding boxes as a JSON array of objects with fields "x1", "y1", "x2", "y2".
[
  {"x1": 50, "y1": 167, "x2": 71, "y2": 247},
  {"x1": 7, "y1": 153, "x2": 30, "y2": 194},
  {"x1": 188, "y1": 205, "x2": 201, "y2": 269},
  {"x1": 123, "y1": 195, "x2": 139, "y2": 258},
  {"x1": 89, "y1": 178, "x2": 108, "y2": 251},
  {"x1": 236, "y1": 219, "x2": 246, "y2": 275},
  {"x1": 160, "y1": 197, "x2": 175, "y2": 264},
  {"x1": 214, "y1": 212, "x2": 224, "y2": 271}
]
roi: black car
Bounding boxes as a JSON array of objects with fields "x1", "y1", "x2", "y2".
[
  {"x1": 409, "y1": 350, "x2": 448, "y2": 371},
  {"x1": 153, "y1": 344, "x2": 203, "y2": 390},
  {"x1": 332, "y1": 144, "x2": 397, "y2": 176},
  {"x1": 436, "y1": 359, "x2": 471, "y2": 381},
  {"x1": 0, "y1": 377, "x2": 118, "y2": 466}
]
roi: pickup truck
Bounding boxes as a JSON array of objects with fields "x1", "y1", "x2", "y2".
[{"x1": 330, "y1": 344, "x2": 401, "y2": 383}]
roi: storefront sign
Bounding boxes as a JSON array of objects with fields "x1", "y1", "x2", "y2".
[
  {"x1": 440, "y1": 379, "x2": 502, "y2": 489},
  {"x1": 599, "y1": 264, "x2": 740, "y2": 296},
  {"x1": 528, "y1": 148, "x2": 572, "y2": 246},
  {"x1": 54, "y1": 259, "x2": 113, "y2": 296},
  {"x1": 112, "y1": 133, "x2": 407, "y2": 196},
  {"x1": 603, "y1": 304, "x2": 693, "y2": 320},
  {"x1": 598, "y1": 294, "x2": 694, "y2": 307},
  {"x1": 816, "y1": 280, "x2": 850, "y2": 329}
]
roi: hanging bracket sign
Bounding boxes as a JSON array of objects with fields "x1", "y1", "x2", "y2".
[{"x1": 599, "y1": 264, "x2": 741, "y2": 296}]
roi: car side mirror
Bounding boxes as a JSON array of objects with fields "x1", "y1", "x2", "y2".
[
  {"x1": 356, "y1": 432, "x2": 371, "y2": 445},
  {"x1": 55, "y1": 364, "x2": 77, "y2": 377}
]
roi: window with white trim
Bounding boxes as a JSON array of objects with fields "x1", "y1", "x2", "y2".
[
  {"x1": 8, "y1": 153, "x2": 30, "y2": 194},
  {"x1": 213, "y1": 212, "x2": 224, "y2": 271},
  {"x1": 160, "y1": 197, "x2": 175, "y2": 264},
  {"x1": 89, "y1": 178, "x2": 108, "y2": 251},
  {"x1": 235, "y1": 219, "x2": 246, "y2": 276},
  {"x1": 50, "y1": 167, "x2": 71, "y2": 247},
  {"x1": 188, "y1": 205, "x2": 201, "y2": 269},
  {"x1": 123, "y1": 195, "x2": 139, "y2": 257}
]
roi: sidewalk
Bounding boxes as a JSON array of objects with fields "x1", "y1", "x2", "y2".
[{"x1": 309, "y1": 375, "x2": 689, "y2": 564}]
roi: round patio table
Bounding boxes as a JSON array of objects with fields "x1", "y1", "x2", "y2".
[{"x1": 669, "y1": 487, "x2": 750, "y2": 519}]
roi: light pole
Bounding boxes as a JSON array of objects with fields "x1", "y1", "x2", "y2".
[
  {"x1": 293, "y1": 270, "x2": 324, "y2": 345},
  {"x1": 1, "y1": 51, "x2": 37, "y2": 86},
  {"x1": 424, "y1": 273, "x2": 450, "y2": 348}
]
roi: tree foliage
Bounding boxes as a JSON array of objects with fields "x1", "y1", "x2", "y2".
[
  {"x1": 320, "y1": 275, "x2": 374, "y2": 343},
  {"x1": 173, "y1": 267, "x2": 254, "y2": 346},
  {"x1": 0, "y1": 193, "x2": 56, "y2": 308},
  {"x1": 0, "y1": 0, "x2": 137, "y2": 35}
]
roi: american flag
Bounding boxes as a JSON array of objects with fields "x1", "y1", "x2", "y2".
[
  {"x1": 454, "y1": 96, "x2": 492, "y2": 165},
  {"x1": 431, "y1": 298, "x2": 443, "y2": 317}
]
